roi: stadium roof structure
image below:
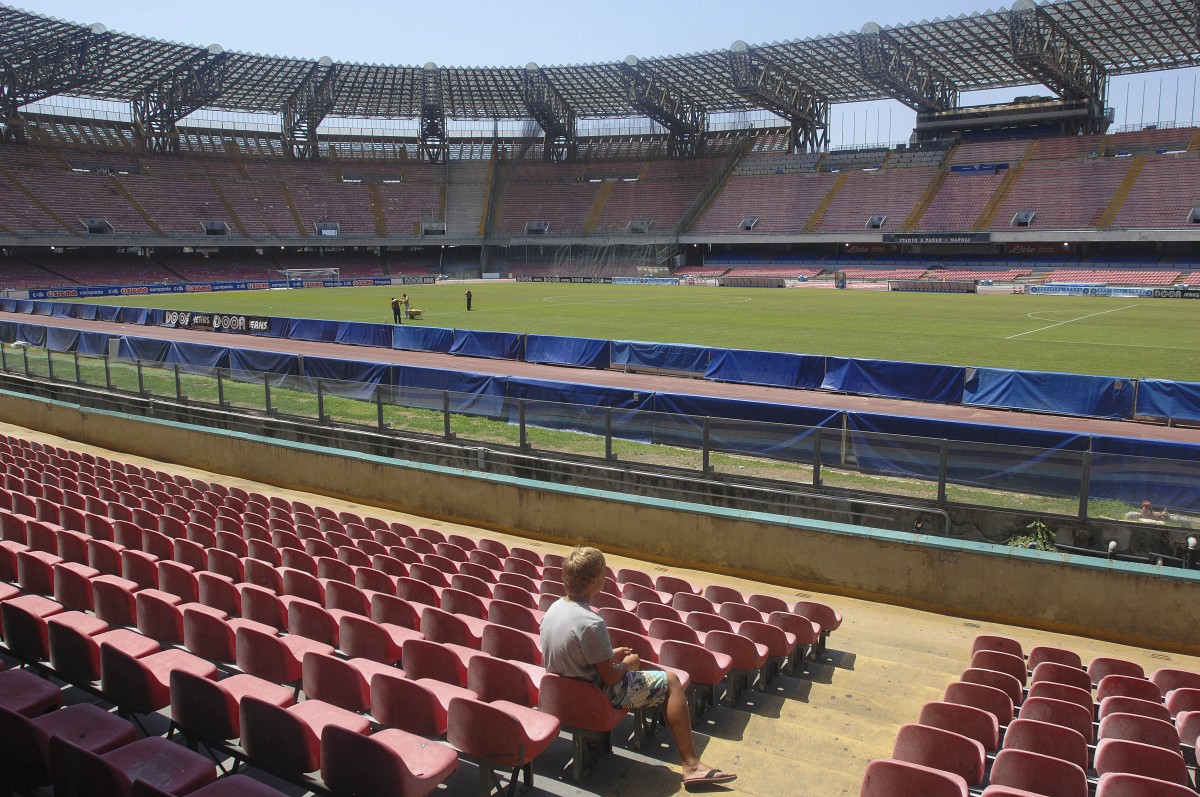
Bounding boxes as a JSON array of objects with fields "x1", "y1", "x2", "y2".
[{"x1": 3, "y1": 0, "x2": 1199, "y2": 118}]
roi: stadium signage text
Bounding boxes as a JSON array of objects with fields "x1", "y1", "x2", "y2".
[
  {"x1": 1150, "y1": 288, "x2": 1200, "y2": 299},
  {"x1": 883, "y1": 232, "x2": 991, "y2": 244},
  {"x1": 516, "y1": 276, "x2": 614, "y2": 284},
  {"x1": 210, "y1": 313, "x2": 270, "y2": 334},
  {"x1": 28, "y1": 277, "x2": 396, "y2": 300},
  {"x1": 1030, "y1": 285, "x2": 1154, "y2": 298}
]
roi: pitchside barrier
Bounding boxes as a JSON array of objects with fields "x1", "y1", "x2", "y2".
[
  {"x1": 0, "y1": 298, "x2": 1196, "y2": 427},
  {"x1": 0, "y1": 333, "x2": 1198, "y2": 522}
]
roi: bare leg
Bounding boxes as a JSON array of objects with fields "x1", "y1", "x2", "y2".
[{"x1": 661, "y1": 672, "x2": 731, "y2": 781}]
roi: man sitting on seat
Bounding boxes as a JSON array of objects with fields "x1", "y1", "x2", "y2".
[{"x1": 540, "y1": 546, "x2": 735, "y2": 788}]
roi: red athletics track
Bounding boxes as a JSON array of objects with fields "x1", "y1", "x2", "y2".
[{"x1": 5, "y1": 311, "x2": 1199, "y2": 445}]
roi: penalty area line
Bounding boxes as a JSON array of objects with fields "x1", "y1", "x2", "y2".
[{"x1": 1004, "y1": 304, "x2": 1141, "y2": 340}]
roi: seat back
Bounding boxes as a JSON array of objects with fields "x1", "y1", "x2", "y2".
[
  {"x1": 1026, "y1": 680, "x2": 1094, "y2": 715},
  {"x1": 970, "y1": 649, "x2": 1027, "y2": 686},
  {"x1": 371, "y1": 671, "x2": 448, "y2": 736},
  {"x1": 1150, "y1": 668, "x2": 1200, "y2": 695},
  {"x1": 99, "y1": 641, "x2": 157, "y2": 714},
  {"x1": 1093, "y1": 738, "x2": 1190, "y2": 785},
  {"x1": 687, "y1": 612, "x2": 733, "y2": 634},
  {"x1": 943, "y1": 681, "x2": 1014, "y2": 727},
  {"x1": 170, "y1": 669, "x2": 240, "y2": 741},
  {"x1": 402, "y1": 638, "x2": 466, "y2": 686},
  {"x1": 792, "y1": 600, "x2": 841, "y2": 632},
  {"x1": 325, "y1": 581, "x2": 371, "y2": 617},
  {"x1": 48, "y1": 735, "x2": 125, "y2": 797},
  {"x1": 0, "y1": 702, "x2": 51, "y2": 789},
  {"x1": 421, "y1": 606, "x2": 480, "y2": 648},
  {"x1": 1099, "y1": 695, "x2": 1172, "y2": 723},
  {"x1": 1088, "y1": 657, "x2": 1145, "y2": 686},
  {"x1": 1019, "y1": 696, "x2": 1095, "y2": 743},
  {"x1": 302, "y1": 652, "x2": 370, "y2": 713},
  {"x1": 658, "y1": 639, "x2": 732, "y2": 686},
  {"x1": 538, "y1": 672, "x2": 625, "y2": 732},
  {"x1": 989, "y1": 748, "x2": 1089, "y2": 797},
  {"x1": 488, "y1": 600, "x2": 540, "y2": 634},
  {"x1": 1166, "y1": 687, "x2": 1200, "y2": 718},
  {"x1": 1097, "y1": 674, "x2": 1162, "y2": 704},
  {"x1": 858, "y1": 759, "x2": 969, "y2": 797},
  {"x1": 960, "y1": 667, "x2": 1023, "y2": 708},
  {"x1": 1028, "y1": 646, "x2": 1083, "y2": 671},
  {"x1": 481, "y1": 623, "x2": 542, "y2": 666},
  {"x1": 1099, "y1": 712, "x2": 1186, "y2": 752},
  {"x1": 1095, "y1": 772, "x2": 1200, "y2": 797},
  {"x1": 917, "y1": 701, "x2": 999, "y2": 752},
  {"x1": 447, "y1": 697, "x2": 529, "y2": 767},
  {"x1": 891, "y1": 723, "x2": 985, "y2": 787},
  {"x1": 468, "y1": 656, "x2": 539, "y2": 708},
  {"x1": 1003, "y1": 718, "x2": 1088, "y2": 770},
  {"x1": 647, "y1": 617, "x2": 700, "y2": 645},
  {"x1": 970, "y1": 634, "x2": 1023, "y2": 659},
  {"x1": 1031, "y1": 661, "x2": 1093, "y2": 693},
  {"x1": 240, "y1": 696, "x2": 319, "y2": 775},
  {"x1": 442, "y1": 588, "x2": 488, "y2": 620}
]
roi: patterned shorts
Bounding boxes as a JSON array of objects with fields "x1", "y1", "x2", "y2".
[{"x1": 606, "y1": 669, "x2": 669, "y2": 710}]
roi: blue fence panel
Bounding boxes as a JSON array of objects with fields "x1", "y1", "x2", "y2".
[
  {"x1": 289, "y1": 318, "x2": 340, "y2": 343},
  {"x1": 652, "y1": 393, "x2": 841, "y2": 459},
  {"x1": 16, "y1": 324, "x2": 46, "y2": 346},
  {"x1": 301, "y1": 355, "x2": 390, "y2": 399},
  {"x1": 120, "y1": 307, "x2": 150, "y2": 326},
  {"x1": 335, "y1": 322, "x2": 393, "y2": 348},
  {"x1": 1090, "y1": 436, "x2": 1200, "y2": 511},
  {"x1": 0, "y1": 299, "x2": 15, "y2": 312},
  {"x1": 823, "y1": 357, "x2": 966, "y2": 404},
  {"x1": 119, "y1": 336, "x2": 170, "y2": 362},
  {"x1": 96, "y1": 306, "x2": 122, "y2": 322},
  {"x1": 450, "y1": 330, "x2": 525, "y2": 361},
  {"x1": 73, "y1": 304, "x2": 98, "y2": 321},
  {"x1": 76, "y1": 331, "x2": 113, "y2": 356},
  {"x1": 705, "y1": 348, "x2": 825, "y2": 389},
  {"x1": 611, "y1": 340, "x2": 710, "y2": 374},
  {"x1": 166, "y1": 341, "x2": 230, "y2": 371},
  {"x1": 389, "y1": 364, "x2": 507, "y2": 415},
  {"x1": 963, "y1": 367, "x2": 1135, "y2": 419},
  {"x1": 30, "y1": 301, "x2": 55, "y2": 316},
  {"x1": 0, "y1": 321, "x2": 15, "y2": 343},
  {"x1": 46, "y1": 327, "x2": 80, "y2": 352},
  {"x1": 392, "y1": 325, "x2": 454, "y2": 353},
  {"x1": 51, "y1": 303, "x2": 74, "y2": 318},
  {"x1": 524, "y1": 335, "x2": 611, "y2": 369},
  {"x1": 13, "y1": 301, "x2": 33, "y2": 314},
  {"x1": 1135, "y1": 379, "x2": 1200, "y2": 424},
  {"x1": 229, "y1": 348, "x2": 300, "y2": 375},
  {"x1": 847, "y1": 412, "x2": 1088, "y2": 496}
]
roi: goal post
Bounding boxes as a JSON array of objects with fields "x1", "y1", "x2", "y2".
[{"x1": 277, "y1": 267, "x2": 341, "y2": 284}]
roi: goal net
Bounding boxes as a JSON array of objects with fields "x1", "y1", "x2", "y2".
[{"x1": 278, "y1": 267, "x2": 341, "y2": 284}]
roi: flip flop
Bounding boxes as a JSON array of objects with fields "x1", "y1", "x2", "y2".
[{"x1": 683, "y1": 769, "x2": 737, "y2": 788}]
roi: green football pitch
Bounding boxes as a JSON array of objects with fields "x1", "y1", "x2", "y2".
[{"x1": 93, "y1": 282, "x2": 1200, "y2": 382}]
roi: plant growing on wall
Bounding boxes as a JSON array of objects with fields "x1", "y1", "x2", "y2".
[{"x1": 1007, "y1": 520, "x2": 1058, "y2": 551}]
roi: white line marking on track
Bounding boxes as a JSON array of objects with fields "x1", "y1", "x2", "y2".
[
  {"x1": 540, "y1": 295, "x2": 752, "y2": 306},
  {"x1": 1005, "y1": 304, "x2": 1141, "y2": 340}
]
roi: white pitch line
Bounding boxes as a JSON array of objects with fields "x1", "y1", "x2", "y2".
[{"x1": 1005, "y1": 304, "x2": 1141, "y2": 340}]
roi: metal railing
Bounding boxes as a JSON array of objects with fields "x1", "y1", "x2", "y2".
[{"x1": 4, "y1": 342, "x2": 1197, "y2": 540}]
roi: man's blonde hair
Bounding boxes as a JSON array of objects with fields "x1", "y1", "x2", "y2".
[{"x1": 562, "y1": 546, "x2": 606, "y2": 598}]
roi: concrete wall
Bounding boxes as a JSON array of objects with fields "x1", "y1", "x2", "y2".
[{"x1": 6, "y1": 387, "x2": 1199, "y2": 654}]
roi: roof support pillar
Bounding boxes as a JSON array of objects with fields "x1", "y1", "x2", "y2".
[
  {"x1": 728, "y1": 41, "x2": 829, "y2": 153},
  {"x1": 521, "y1": 63, "x2": 576, "y2": 162},
  {"x1": 420, "y1": 62, "x2": 448, "y2": 164},
  {"x1": 857, "y1": 23, "x2": 958, "y2": 113},
  {"x1": 1, "y1": 23, "x2": 110, "y2": 142},
  {"x1": 282, "y1": 57, "x2": 336, "y2": 160},
  {"x1": 131, "y1": 45, "x2": 228, "y2": 154},
  {"x1": 620, "y1": 56, "x2": 706, "y2": 158}
]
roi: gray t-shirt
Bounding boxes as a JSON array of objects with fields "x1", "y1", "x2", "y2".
[{"x1": 540, "y1": 597, "x2": 614, "y2": 682}]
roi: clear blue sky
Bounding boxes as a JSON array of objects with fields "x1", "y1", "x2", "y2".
[{"x1": 19, "y1": 0, "x2": 1200, "y2": 144}]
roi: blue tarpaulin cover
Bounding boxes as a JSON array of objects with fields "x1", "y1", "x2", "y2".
[
  {"x1": 450, "y1": 330, "x2": 525, "y2": 361},
  {"x1": 229, "y1": 348, "x2": 300, "y2": 376},
  {"x1": 1135, "y1": 379, "x2": 1200, "y2": 424},
  {"x1": 611, "y1": 340, "x2": 710, "y2": 374},
  {"x1": 524, "y1": 334, "x2": 611, "y2": 369},
  {"x1": 963, "y1": 367, "x2": 1134, "y2": 419},
  {"x1": 0, "y1": 321, "x2": 15, "y2": 343},
  {"x1": 119, "y1": 336, "x2": 170, "y2": 363},
  {"x1": 51, "y1": 303, "x2": 73, "y2": 318},
  {"x1": 31, "y1": 302, "x2": 55, "y2": 316},
  {"x1": 1090, "y1": 435, "x2": 1200, "y2": 510},
  {"x1": 301, "y1": 355, "x2": 390, "y2": 400},
  {"x1": 45, "y1": 327, "x2": 79, "y2": 352},
  {"x1": 120, "y1": 307, "x2": 150, "y2": 326},
  {"x1": 287, "y1": 318, "x2": 340, "y2": 343},
  {"x1": 74, "y1": 305, "x2": 99, "y2": 321},
  {"x1": 393, "y1": 325, "x2": 454, "y2": 353},
  {"x1": 705, "y1": 348, "x2": 825, "y2": 389},
  {"x1": 16, "y1": 324, "x2": 46, "y2": 346},
  {"x1": 96, "y1": 306, "x2": 123, "y2": 322},
  {"x1": 335, "y1": 322, "x2": 393, "y2": 348},
  {"x1": 165, "y1": 341, "x2": 229, "y2": 371},
  {"x1": 823, "y1": 357, "x2": 966, "y2": 404},
  {"x1": 75, "y1": 331, "x2": 113, "y2": 356}
]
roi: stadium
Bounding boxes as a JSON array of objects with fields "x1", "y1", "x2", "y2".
[{"x1": 1, "y1": 1, "x2": 1200, "y2": 795}]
